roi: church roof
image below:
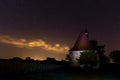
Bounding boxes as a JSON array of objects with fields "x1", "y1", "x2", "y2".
[{"x1": 69, "y1": 29, "x2": 95, "y2": 51}]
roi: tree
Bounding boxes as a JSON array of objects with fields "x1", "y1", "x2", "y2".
[
  {"x1": 44, "y1": 57, "x2": 56, "y2": 63},
  {"x1": 89, "y1": 40, "x2": 98, "y2": 47},
  {"x1": 99, "y1": 55, "x2": 109, "y2": 64},
  {"x1": 65, "y1": 54, "x2": 71, "y2": 61},
  {"x1": 109, "y1": 50, "x2": 120, "y2": 63},
  {"x1": 25, "y1": 57, "x2": 34, "y2": 62},
  {"x1": 78, "y1": 51, "x2": 98, "y2": 67},
  {"x1": 9, "y1": 57, "x2": 23, "y2": 62}
]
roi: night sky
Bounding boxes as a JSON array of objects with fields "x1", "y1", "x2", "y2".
[{"x1": 0, "y1": 0, "x2": 120, "y2": 60}]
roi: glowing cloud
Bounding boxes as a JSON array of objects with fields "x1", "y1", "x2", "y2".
[{"x1": 0, "y1": 35, "x2": 69, "y2": 53}]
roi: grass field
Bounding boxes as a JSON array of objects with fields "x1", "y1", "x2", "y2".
[
  {"x1": 1, "y1": 69, "x2": 120, "y2": 80},
  {"x1": 0, "y1": 61, "x2": 120, "y2": 80}
]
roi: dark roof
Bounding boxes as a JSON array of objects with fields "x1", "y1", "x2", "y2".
[{"x1": 69, "y1": 30, "x2": 95, "y2": 51}]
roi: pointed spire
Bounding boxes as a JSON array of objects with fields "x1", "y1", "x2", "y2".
[
  {"x1": 69, "y1": 29, "x2": 95, "y2": 51},
  {"x1": 84, "y1": 28, "x2": 89, "y2": 38}
]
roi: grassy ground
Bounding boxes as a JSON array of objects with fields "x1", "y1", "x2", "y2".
[
  {"x1": 1, "y1": 69, "x2": 120, "y2": 80},
  {"x1": 0, "y1": 61, "x2": 120, "y2": 80}
]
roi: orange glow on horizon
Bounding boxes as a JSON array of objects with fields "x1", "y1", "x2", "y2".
[{"x1": 0, "y1": 35, "x2": 70, "y2": 53}]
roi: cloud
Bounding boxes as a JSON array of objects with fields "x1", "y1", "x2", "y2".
[{"x1": 0, "y1": 35, "x2": 69, "y2": 53}]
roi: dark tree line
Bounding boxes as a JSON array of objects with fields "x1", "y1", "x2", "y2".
[
  {"x1": 77, "y1": 51, "x2": 98, "y2": 67},
  {"x1": 109, "y1": 50, "x2": 120, "y2": 63},
  {"x1": 7, "y1": 57, "x2": 57, "y2": 63}
]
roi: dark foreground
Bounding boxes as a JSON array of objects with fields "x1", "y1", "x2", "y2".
[
  {"x1": 0, "y1": 68, "x2": 120, "y2": 80},
  {"x1": 0, "y1": 61, "x2": 120, "y2": 80}
]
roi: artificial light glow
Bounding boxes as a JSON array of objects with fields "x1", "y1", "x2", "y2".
[{"x1": 55, "y1": 44, "x2": 60, "y2": 47}]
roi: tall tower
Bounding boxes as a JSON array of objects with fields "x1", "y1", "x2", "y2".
[
  {"x1": 70, "y1": 29, "x2": 94, "y2": 51},
  {"x1": 68, "y1": 29, "x2": 97, "y2": 67},
  {"x1": 84, "y1": 28, "x2": 89, "y2": 38}
]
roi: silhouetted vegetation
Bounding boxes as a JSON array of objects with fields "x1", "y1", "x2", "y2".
[
  {"x1": 65, "y1": 54, "x2": 71, "y2": 61},
  {"x1": 0, "y1": 53, "x2": 120, "y2": 80},
  {"x1": 89, "y1": 40, "x2": 98, "y2": 47},
  {"x1": 100, "y1": 55, "x2": 109, "y2": 64},
  {"x1": 44, "y1": 57, "x2": 56, "y2": 62},
  {"x1": 25, "y1": 57, "x2": 35, "y2": 62},
  {"x1": 109, "y1": 50, "x2": 120, "y2": 63},
  {"x1": 9, "y1": 57, "x2": 23, "y2": 62},
  {"x1": 0, "y1": 56, "x2": 120, "y2": 80},
  {"x1": 90, "y1": 40, "x2": 109, "y2": 66},
  {"x1": 77, "y1": 51, "x2": 98, "y2": 67}
]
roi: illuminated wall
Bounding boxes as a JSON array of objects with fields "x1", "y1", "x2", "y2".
[
  {"x1": 69, "y1": 50, "x2": 85, "y2": 66},
  {"x1": 69, "y1": 50, "x2": 100, "y2": 69}
]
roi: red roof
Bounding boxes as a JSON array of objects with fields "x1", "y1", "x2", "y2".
[{"x1": 69, "y1": 30, "x2": 95, "y2": 51}]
